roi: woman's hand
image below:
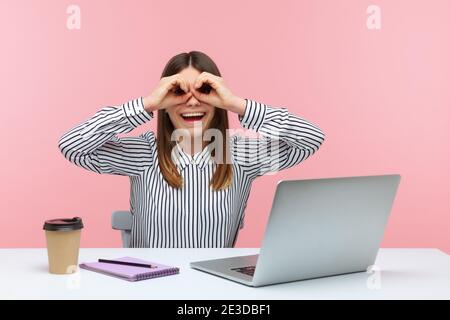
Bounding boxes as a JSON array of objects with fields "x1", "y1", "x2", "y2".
[
  {"x1": 143, "y1": 75, "x2": 193, "y2": 112},
  {"x1": 190, "y1": 72, "x2": 246, "y2": 116}
]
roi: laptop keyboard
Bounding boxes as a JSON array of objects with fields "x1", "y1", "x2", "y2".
[{"x1": 231, "y1": 265, "x2": 256, "y2": 276}]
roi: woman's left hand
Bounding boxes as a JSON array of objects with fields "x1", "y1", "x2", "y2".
[{"x1": 190, "y1": 72, "x2": 246, "y2": 116}]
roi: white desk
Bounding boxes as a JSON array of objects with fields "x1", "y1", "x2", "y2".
[{"x1": 0, "y1": 248, "x2": 448, "y2": 300}]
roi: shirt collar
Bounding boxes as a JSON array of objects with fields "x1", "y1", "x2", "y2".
[{"x1": 171, "y1": 142, "x2": 216, "y2": 171}]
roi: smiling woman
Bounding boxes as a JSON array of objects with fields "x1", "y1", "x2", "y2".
[
  {"x1": 151, "y1": 53, "x2": 243, "y2": 190},
  {"x1": 58, "y1": 51, "x2": 325, "y2": 248}
]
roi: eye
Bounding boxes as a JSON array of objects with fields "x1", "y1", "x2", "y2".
[
  {"x1": 173, "y1": 86, "x2": 185, "y2": 96},
  {"x1": 197, "y1": 83, "x2": 212, "y2": 94}
]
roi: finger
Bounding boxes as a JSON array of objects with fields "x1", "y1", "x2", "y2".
[
  {"x1": 168, "y1": 76, "x2": 184, "y2": 91},
  {"x1": 191, "y1": 87, "x2": 215, "y2": 106},
  {"x1": 191, "y1": 84, "x2": 208, "y2": 103},
  {"x1": 170, "y1": 92, "x2": 192, "y2": 107},
  {"x1": 190, "y1": 83, "x2": 201, "y2": 98},
  {"x1": 195, "y1": 74, "x2": 219, "y2": 91},
  {"x1": 177, "y1": 91, "x2": 192, "y2": 103},
  {"x1": 190, "y1": 85, "x2": 203, "y2": 102},
  {"x1": 198, "y1": 82, "x2": 213, "y2": 94},
  {"x1": 183, "y1": 91, "x2": 193, "y2": 101},
  {"x1": 168, "y1": 78, "x2": 188, "y2": 96},
  {"x1": 194, "y1": 73, "x2": 212, "y2": 89},
  {"x1": 164, "y1": 74, "x2": 179, "y2": 88},
  {"x1": 177, "y1": 77, "x2": 189, "y2": 93},
  {"x1": 167, "y1": 77, "x2": 179, "y2": 91},
  {"x1": 194, "y1": 74, "x2": 204, "y2": 89}
]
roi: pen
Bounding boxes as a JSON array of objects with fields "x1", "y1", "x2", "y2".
[{"x1": 98, "y1": 259, "x2": 157, "y2": 269}]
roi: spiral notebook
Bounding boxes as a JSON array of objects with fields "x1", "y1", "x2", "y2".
[{"x1": 79, "y1": 257, "x2": 179, "y2": 282}]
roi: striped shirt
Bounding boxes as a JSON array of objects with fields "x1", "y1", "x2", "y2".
[{"x1": 59, "y1": 97, "x2": 325, "y2": 247}]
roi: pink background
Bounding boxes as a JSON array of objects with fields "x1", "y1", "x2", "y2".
[{"x1": 0, "y1": 0, "x2": 449, "y2": 252}]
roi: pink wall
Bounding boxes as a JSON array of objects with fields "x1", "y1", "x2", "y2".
[{"x1": 1, "y1": 0, "x2": 449, "y2": 252}]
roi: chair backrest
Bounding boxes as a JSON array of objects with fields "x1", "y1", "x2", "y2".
[
  {"x1": 111, "y1": 210, "x2": 245, "y2": 248},
  {"x1": 111, "y1": 210, "x2": 132, "y2": 248}
]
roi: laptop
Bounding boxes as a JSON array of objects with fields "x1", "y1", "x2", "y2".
[{"x1": 190, "y1": 174, "x2": 401, "y2": 287}]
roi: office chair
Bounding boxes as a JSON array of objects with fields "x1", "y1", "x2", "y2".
[
  {"x1": 111, "y1": 210, "x2": 132, "y2": 248},
  {"x1": 111, "y1": 210, "x2": 245, "y2": 248}
]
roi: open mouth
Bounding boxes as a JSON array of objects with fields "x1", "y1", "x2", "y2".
[{"x1": 180, "y1": 112, "x2": 206, "y2": 123}]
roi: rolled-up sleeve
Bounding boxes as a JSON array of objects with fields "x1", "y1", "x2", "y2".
[
  {"x1": 231, "y1": 99, "x2": 325, "y2": 179},
  {"x1": 58, "y1": 97, "x2": 156, "y2": 176}
]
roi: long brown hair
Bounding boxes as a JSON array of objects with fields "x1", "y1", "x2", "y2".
[{"x1": 157, "y1": 51, "x2": 232, "y2": 190}]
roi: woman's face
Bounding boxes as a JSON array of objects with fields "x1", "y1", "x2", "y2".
[{"x1": 166, "y1": 67, "x2": 216, "y2": 138}]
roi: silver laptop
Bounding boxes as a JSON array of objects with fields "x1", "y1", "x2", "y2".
[{"x1": 190, "y1": 174, "x2": 401, "y2": 287}]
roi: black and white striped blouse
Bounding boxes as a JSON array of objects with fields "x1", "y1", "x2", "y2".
[{"x1": 59, "y1": 97, "x2": 325, "y2": 247}]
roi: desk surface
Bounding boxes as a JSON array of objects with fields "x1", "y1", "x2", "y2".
[{"x1": 0, "y1": 248, "x2": 448, "y2": 300}]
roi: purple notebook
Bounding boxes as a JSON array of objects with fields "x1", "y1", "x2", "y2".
[{"x1": 79, "y1": 257, "x2": 179, "y2": 282}]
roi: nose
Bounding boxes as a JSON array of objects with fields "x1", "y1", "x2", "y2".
[{"x1": 186, "y1": 94, "x2": 200, "y2": 107}]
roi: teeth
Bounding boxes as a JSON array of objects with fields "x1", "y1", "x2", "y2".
[{"x1": 181, "y1": 112, "x2": 205, "y2": 118}]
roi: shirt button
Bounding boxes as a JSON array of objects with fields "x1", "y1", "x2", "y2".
[{"x1": 191, "y1": 159, "x2": 196, "y2": 165}]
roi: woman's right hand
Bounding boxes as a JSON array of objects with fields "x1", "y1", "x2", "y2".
[{"x1": 143, "y1": 75, "x2": 193, "y2": 112}]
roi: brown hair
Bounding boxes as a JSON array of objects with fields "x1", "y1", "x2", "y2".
[{"x1": 157, "y1": 51, "x2": 232, "y2": 190}]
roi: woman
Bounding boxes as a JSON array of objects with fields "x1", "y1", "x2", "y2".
[{"x1": 59, "y1": 51, "x2": 325, "y2": 248}]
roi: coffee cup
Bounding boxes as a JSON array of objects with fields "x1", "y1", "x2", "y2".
[{"x1": 43, "y1": 217, "x2": 83, "y2": 274}]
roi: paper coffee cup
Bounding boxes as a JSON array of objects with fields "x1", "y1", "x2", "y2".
[{"x1": 43, "y1": 217, "x2": 84, "y2": 274}]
